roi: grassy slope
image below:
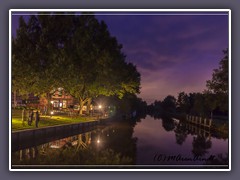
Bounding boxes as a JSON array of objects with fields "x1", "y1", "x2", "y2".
[{"x1": 11, "y1": 109, "x2": 98, "y2": 131}]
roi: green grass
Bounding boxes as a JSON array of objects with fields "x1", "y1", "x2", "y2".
[{"x1": 11, "y1": 109, "x2": 99, "y2": 131}]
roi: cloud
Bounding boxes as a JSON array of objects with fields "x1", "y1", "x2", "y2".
[
  {"x1": 12, "y1": 13, "x2": 228, "y2": 104},
  {"x1": 79, "y1": 14, "x2": 230, "y2": 103}
]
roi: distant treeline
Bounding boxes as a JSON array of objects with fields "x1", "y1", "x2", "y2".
[{"x1": 147, "y1": 49, "x2": 229, "y2": 119}]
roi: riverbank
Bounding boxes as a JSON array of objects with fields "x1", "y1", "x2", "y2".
[
  {"x1": 11, "y1": 119, "x2": 100, "y2": 152},
  {"x1": 173, "y1": 113, "x2": 229, "y2": 138},
  {"x1": 12, "y1": 113, "x2": 100, "y2": 131},
  {"x1": 11, "y1": 107, "x2": 124, "y2": 131}
]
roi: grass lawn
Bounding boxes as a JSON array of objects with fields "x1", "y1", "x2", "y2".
[{"x1": 11, "y1": 109, "x2": 99, "y2": 131}]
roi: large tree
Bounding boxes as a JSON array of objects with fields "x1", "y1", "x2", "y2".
[
  {"x1": 13, "y1": 13, "x2": 141, "y2": 115},
  {"x1": 176, "y1": 91, "x2": 190, "y2": 114},
  {"x1": 206, "y1": 49, "x2": 228, "y2": 112},
  {"x1": 161, "y1": 95, "x2": 176, "y2": 114},
  {"x1": 12, "y1": 14, "x2": 73, "y2": 112},
  {"x1": 62, "y1": 15, "x2": 140, "y2": 115}
]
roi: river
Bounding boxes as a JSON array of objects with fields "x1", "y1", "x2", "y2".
[{"x1": 11, "y1": 115, "x2": 229, "y2": 169}]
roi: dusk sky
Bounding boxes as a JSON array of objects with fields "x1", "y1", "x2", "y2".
[{"x1": 12, "y1": 11, "x2": 229, "y2": 104}]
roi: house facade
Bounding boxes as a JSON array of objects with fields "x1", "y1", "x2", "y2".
[
  {"x1": 40, "y1": 88, "x2": 77, "y2": 110},
  {"x1": 12, "y1": 88, "x2": 77, "y2": 110}
]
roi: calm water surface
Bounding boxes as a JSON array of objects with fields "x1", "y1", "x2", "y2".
[
  {"x1": 12, "y1": 115, "x2": 228, "y2": 168},
  {"x1": 133, "y1": 116, "x2": 228, "y2": 166}
]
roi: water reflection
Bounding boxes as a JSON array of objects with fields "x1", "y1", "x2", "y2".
[
  {"x1": 134, "y1": 115, "x2": 228, "y2": 166},
  {"x1": 174, "y1": 123, "x2": 188, "y2": 145},
  {"x1": 12, "y1": 115, "x2": 228, "y2": 168},
  {"x1": 12, "y1": 121, "x2": 137, "y2": 166},
  {"x1": 192, "y1": 135, "x2": 212, "y2": 156}
]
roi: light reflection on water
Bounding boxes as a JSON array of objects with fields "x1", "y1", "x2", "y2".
[{"x1": 11, "y1": 115, "x2": 229, "y2": 168}]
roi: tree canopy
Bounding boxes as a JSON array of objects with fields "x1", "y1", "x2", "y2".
[
  {"x1": 12, "y1": 13, "x2": 141, "y2": 114},
  {"x1": 206, "y1": 49, "x2": 228, "y2": 95},
  {"x1": 206, "y1": 49, "x2": 229, "y2": 112}
]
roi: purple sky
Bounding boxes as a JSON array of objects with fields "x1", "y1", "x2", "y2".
[{"x1": 11, "y1": 12, "x2": 229, "y2": 104}]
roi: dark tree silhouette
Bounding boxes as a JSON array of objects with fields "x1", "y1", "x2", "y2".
[
  {"x1": 206, "y1": 49, "x2": 228, "y2": 112},
  {"x1": 192, "y1": 135, "x2": 212, "y2": 156}
]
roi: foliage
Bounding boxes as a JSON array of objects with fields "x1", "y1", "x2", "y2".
[
  {"x1": 161, "y1": 95, "x2": 177, "y2": 114},
  {"x1": 12, "y1": 14, "x2": 141, "y2": 114},
  {"x1": 176, "y1": 92, "x2": 190, "y2": 114},
  {"x1": 206, "y1": 49, "x2": 228, "y2": 112},
  {"x1": 62, "y1": 15, "x2": 141, "y2": 114},
  {"x1": 206, "y1": 49, "x2": 228, "y2": 95}
]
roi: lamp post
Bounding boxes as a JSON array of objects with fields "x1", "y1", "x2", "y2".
[{"x1": 98, "y1": 105, "x2": 102, "y2": 119}]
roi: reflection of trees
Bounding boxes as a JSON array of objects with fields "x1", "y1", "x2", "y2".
[
  {"x1": 174, "y1": 123, "x2": 188, "y2": 145},
  {"x1": 161, "y1": 116, "x2": 175, "y2": 132},
  {"x1": 12, "y1": 121, "x2": 137, "y2": 166},
  {"x1": 99, "y1": 121, "x2": 137, "y2": 164},
  {"x1": 148, "y1": 112, "x2": 161, "y2": 120},
  {"x1": 205, "y1": 153, "x2": 228, "y2": 165},
  {"x1": 192, "y1": 135, "x2": 212, "y2": 156},
  {"x1": 12, "y1": 145, "x2": 133, "y2": 165}
]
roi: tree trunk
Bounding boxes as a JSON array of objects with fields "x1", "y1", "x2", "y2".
[
  {"x1": 86, "y1": 98, "x2": 92, "y2": 115},
  {"x1": 22, "y1": 109, "x2": 26, "y2": 122},
  {"x1": 13, "y1": 90, "x2": 17, "y2": 108},
  {"x1": 79, "y1": 98, "x2": 89, "y2": 115},
  {"x1": 79, "y1": 98, "x2": 84, "y2": 115},
  {"x1": 46, "y1": 93, "x2": 52, "y2": 115}
]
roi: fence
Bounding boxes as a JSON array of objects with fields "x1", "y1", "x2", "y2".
[{"x1": 186, "y1": 115, "x2": 212, "y2": 128}]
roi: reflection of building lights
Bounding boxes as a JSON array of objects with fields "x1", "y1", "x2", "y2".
[
  {"x1": 51, "y1": 111, "x2": 54, "y2": 115},
  {"x1": 98, "y1": 105, "x2": 102, "y2": 109},
  {"x1": 97, "y1": 139, "x2": 100, "y2": 144}
]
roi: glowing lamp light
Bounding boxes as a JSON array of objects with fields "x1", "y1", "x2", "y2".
[
  {"x1": 97, "y1": 139, "x2": 100, "y2": 144},
  {"x1": 50, "y1": 101, "x2": 54, "y2": 104},
  {"x1": 98, "y1": 105, "x2": 102, "y2": 109},
  {"x1": 50, "y1": 111, "x2": 54, "y2": 115},
  {"x1": 59, "y1": 103, "x2": 62, "y2": 107}
]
